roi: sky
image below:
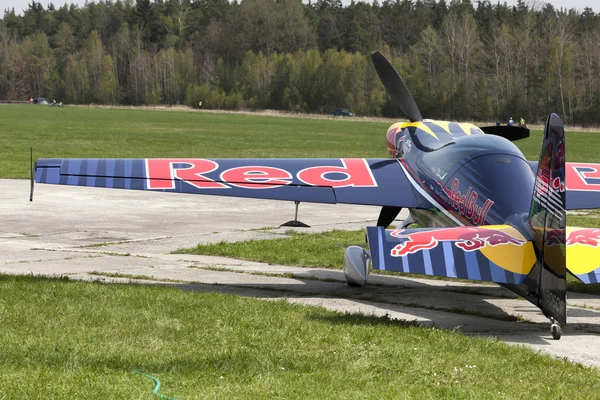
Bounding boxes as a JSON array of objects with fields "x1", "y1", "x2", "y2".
[{"x1": 2, "y1": 0, "x2": 599, "y2": 16}]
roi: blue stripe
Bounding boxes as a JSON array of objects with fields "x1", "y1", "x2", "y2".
[
  {"x1": 476, "y1": 250, "x2": 493, "y2": 282},
  {"x1": 442, "y1": 242, "x2": 457, "y2": 278},
  {"x1": 423, "y1": 249, "x2": 433, "y2": 275},
  {"x1": 86, "y1": 159, "x2": 98, "y2": 187},
  {"x1": 431, "y1": 246, "x2": 446, "y2": 277},
  {"x1": 453, "y1": 244, "x2": 468, "y2": 279},
  {"x1": 577, "y1": 274, "x2": 591, "y2": 284},
  {"x1": 464, "y1": 251, "x2": 481, "y2": 280},
  {"x1": 106, "y1": 159, "x2": 115, "y2": 188},
  {"x1": 489, "y1": 262, "x2": 507, "y2": 283},
  {"x1": 401, "y1": 253, "x2": 409, "y2": 273},
  {"x1": 378, "y1": 228, "x2": 386, "y2": 271},
  {"x1": 124, "y1": 159, "x2": 133, "y2": 189},
  {"x1": 114, "y1": 160, "x2": 125, "y2": 189},
  {"x1": 96, "y1": 159, "x2": 107, "y2": 187},
  {"x1": 510, "y1": 272, "x2": 527, "y2": 284},
  {"x1": 77, "y1": 160, "x2": 87, "y2": 187},
  {"x1": 407, "y1": 248, "x2": 426, "y2": 275}
]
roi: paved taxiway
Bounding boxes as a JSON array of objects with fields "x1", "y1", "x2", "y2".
[{"x1": 2, "y1": 178, "x2": 600, "y2": 367}]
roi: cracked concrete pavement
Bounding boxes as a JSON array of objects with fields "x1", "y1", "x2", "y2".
[{"x1": 2, "y1": 178, "x2": 600, "y2": 368}]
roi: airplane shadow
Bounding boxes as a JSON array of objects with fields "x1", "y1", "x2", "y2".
[{"x1": 167, "y1": 273, "x2": 600, "y2": 347}]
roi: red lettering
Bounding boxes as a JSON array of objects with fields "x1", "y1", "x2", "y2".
[
  {"x1": 451, "y1": 179, "x2": 460, "y2": 209},
  {"x1": 446, "y1": 177, "x2": 494, "y2": 225},
  {"x1": 297, "y1": 159, "x2": 377, "y2": 188},
  {"x1": 465, "y1": 190, "x2": 477, "y2": 219},
  {"x1": 146, "y1": 159, "x2": 227, "y2": 189},
  {"x1": 566, "y1": 163, "x2": 600, "y2": 191},
  {"x1": 221, "y1": 166, "x2": 292, "y2": 189}
]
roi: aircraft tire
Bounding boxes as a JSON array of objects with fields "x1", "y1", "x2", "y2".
[{"x1": 551, "y1": 323, "x2": 562, "y2": 340}]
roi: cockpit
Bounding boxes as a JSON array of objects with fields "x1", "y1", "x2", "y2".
[{"x1": 417, "y1": 133, "x2": 526, "y2": 183}]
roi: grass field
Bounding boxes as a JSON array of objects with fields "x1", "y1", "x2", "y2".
[
  {"x1": 2, "y1": 275, "x2": 600, "y2": 399},
  {"x1": 2, "y1": 104, "x2": 600, "y2": 397},
  {"x1": 1, "y1": 104, "x2": 600, "y2": 179}
]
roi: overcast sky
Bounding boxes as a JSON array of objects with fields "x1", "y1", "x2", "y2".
[{"x1": 2, "y1": 0, "x2": 599, "y2": 16}]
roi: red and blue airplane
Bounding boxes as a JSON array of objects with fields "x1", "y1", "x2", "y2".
[{"x1": 34, "y1": 52, "x2": 600, "y2": 339}]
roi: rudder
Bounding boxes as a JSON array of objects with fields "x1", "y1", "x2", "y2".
[{"x1": 509, "y1": 113, "x2": 567, "y2": 326}]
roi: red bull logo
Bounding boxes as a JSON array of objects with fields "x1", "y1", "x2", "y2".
[
  {"x1": 389, "y1": 227, "x2": 526, "y2": 257},
  {"x1": 545, "y1": 229, "x2": 565, "y2": 247},
  {"x1": 439, "y1": 178, "x2": 494, "y2": 225},
  {"x1": 566, "y1": 228, "x2": 600, "y2": 247}
]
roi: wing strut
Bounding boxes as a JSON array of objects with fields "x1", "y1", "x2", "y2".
[{"x1": 280, "y1": 201, "x2": 310, "y2": 228}]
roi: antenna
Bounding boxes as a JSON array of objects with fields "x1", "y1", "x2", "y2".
[{"x1": 29, "y1": 147, "x2": 35, "y2": 202}]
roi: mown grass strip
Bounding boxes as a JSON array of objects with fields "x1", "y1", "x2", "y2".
[
  {"x1": 1, "y1": 274, "x2": 600, "y2": 399},
  {"x1": 1, "y1": 105, "x2": 599, "y2": 180}
]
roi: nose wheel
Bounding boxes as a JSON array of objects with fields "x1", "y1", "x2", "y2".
[{"x1": 550, "y1": 318, "x2": 562, "y2": 340}]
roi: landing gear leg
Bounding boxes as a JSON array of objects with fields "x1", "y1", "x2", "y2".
[{"x1": 550, "y1": 318, "x2": 562, "y2": 340}]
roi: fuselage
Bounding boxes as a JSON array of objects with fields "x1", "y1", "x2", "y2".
[{"x1": 386, "y1": 120, "x2": 535, "y2": 228}]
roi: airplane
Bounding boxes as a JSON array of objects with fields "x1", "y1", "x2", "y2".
[{"x1": 32, "y1": 51, "x2": 600, "y2": 340}]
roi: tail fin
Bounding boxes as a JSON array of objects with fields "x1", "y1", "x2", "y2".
[{"x1": 508, "y1": 113, "x2": 567, "y2": 326}]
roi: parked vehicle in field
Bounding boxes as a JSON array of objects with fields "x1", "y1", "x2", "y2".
[{"x1": 330, "y1": 108, "x2": 353, "y2": 116}]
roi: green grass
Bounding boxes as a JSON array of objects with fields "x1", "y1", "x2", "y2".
[
  {"x1": 3, "y1": 105, "x2": 600, "y2": 396},
  {"x1": 1, "y1": 105, "x2": 599, "y2": 179},
  {"x1": 0, "y1": 105, "x2": 389, "y2": 179},
  {"x1": 2, "y1": 274, "x2": 600, "y2": 399},
  {"x1": 175, "y1": 229, "x2": 363, "y2": 269}
]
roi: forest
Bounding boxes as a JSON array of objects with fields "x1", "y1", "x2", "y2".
[{"x1": 1, "y1": 0, "x2": 600, "y2": 124}]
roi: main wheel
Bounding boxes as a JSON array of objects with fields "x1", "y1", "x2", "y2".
[{"x1": 551, "y1": 323, "x2": 562, "y2": 340}]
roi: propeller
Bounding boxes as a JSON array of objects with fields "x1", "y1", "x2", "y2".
[
  {"x1": 371, "y1": 51, "x2": 422, "y2": 122},
  {"x1": 371, "y1": 51, "x2": 422, "y2": 229}
]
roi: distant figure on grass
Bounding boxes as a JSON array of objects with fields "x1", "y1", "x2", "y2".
[
  {"x1": 199, "y1": 101, "x2": 203, "y2": 108},
  {"x1": 508, "y1": 117, "x2": 514, "y2": 126},
  {"x1": 519, "y1": 118, "x2": 527, "y2": 128},
  {"x1": 29, "y1": 97, "x2": 33, "y2": 104}
]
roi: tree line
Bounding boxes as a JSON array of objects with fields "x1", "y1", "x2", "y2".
[{"x1": 1, "y1": 0, "x2": 600, "y2": 125}]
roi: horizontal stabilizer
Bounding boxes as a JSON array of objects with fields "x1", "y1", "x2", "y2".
[
  {"x1": 480, "y1": 125, "x2": 530, "y2": 141},
  {"x1": 566, "y1": 227, "x2": 600, "y2": 283},
  {"x1": 366, "y1": 225, "x2": 536, "y2": 284},
  {"x1": 528, "y1": 161, "x2": 600, "y2": 210}
]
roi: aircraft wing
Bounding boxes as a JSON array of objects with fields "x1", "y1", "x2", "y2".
[
  {"x1": 35, "y1": 158, "x2": 426, "y2": 208},
  {"x1": 529, "y1": 161, "x2": 600, "y2": 210},
  {"x1": 366, "y1": 225, "x2": 536, "y2": 284}
]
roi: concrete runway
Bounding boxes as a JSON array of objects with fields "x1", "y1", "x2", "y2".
[{"x1": 3, "y1": 178, "x2": 600, "y2": 368}]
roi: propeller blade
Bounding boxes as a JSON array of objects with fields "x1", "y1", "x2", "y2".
[
  {"x1": 376, "y1": 206, "x2": 402, "y2": 228},
  {"x1": 371, "y1": 51, "x2": 422, "y2": 122}
]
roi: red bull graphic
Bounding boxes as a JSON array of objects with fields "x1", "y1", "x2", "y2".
[
  {"x1": 535, "y1": 170, "x2": 565, "y2": 198},
  {"x1": 566, "y1": 228, "x2": 600, "y2": 247},
  {"x1": 440, "y1": 178, "x2": 494, "y2": 225},
  {"x1": 545, "y1": 228, "x2": 565, "y2": 247},
  {"x1": 389, "y1": 226, "x2": 526, "y2": 257}
]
